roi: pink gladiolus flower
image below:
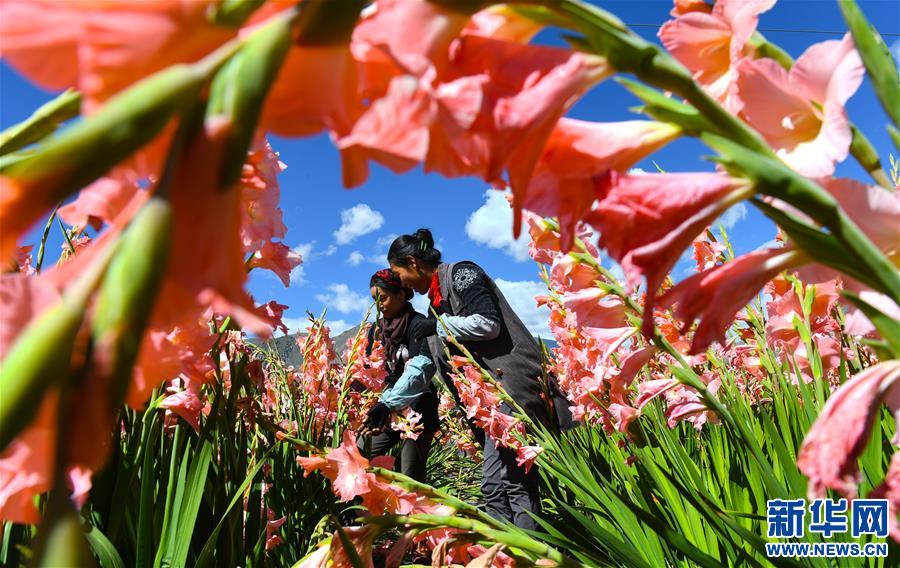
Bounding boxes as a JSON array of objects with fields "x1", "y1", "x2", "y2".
[
  {"x1": 248, "y1": 241, "x2": 302, "y2": 287},
  {"x1": 240, "y1": 140, "x2": 288, "y2": 251},
  {"x1": 351, "y1": 0, "x2": 470, "y2": 79},
  {"x1": 822, "y1": 178, "x2": 900, "y2": 255},
  {"x1": 524, "y1": 210, "x2": 598, "y2": 265},
  {"x1": 635, "y1": 373, "x2": 720, "y2": 431},
  {"x1": 261, "y1": 42, "x2": 362, "y2": 139},
  {"x1": 465, "y1": 5, "x2": 543, "y2": 43},
  {"x1": 265, "y1": 513, "x2": 287, "y2": 552},
  {"x1": 661, "y1": 248, "x2": 803, "y2": 353},
  {"x1": 0, "y1": 1, "x2": 234, "y2": 108},
  {"x1": 0, "y1": 397, "x2": 55, "y2": 523},
  {"x1": 659, "y1": 0, "x2": 775, "y2": 113},
  {"x1": 691, "y1": 234, "x2": 726, "y2": 271},
  {"x1": 764, "y1": 276, "x2": 847, "y2": 382},
  {"x1": 549, "y1": 254, "x2": 603, "y2": 293},
  {"x1": 11, "y1": 245, "x2": 35, "y2": 275},
  {"x1": 337, "y1": 75, "x2": 436, "y2": 187},
  {"x1": 736, "y1": 34, "x2": 864, "y2": 177},
  {"x1": 330, "y1": 526, "x2": 378, "y2": 568},
  {"x1": 298, "y1": 432, "x2": 373, "y2": 502},
  {"x1": 607, "y1": 404, "x2": 640, "y2": 434},
  {"x1": 561, "y1": 287, "x2": 628, "y2": 330},
  {"x1": 522, "y1": 119, "x2": 680, "y2": 248},
  {"x1": 159, "y1": 378, "x2": 206, "y2": 432},
  {"x1": 390, "y1": 407, "x2": 424, "y2": 441},
  {"x1": 797, "y1": 361, "x2": 900, "y2": 499},
  {"x1": 670, "y1": 0, "x2": 713, "y2": 16},
  {"x1": 258, "y1": 300, "x2": 290, "y2": 335},
  {"x1": 585, "y1": 172, "x2": 750, "y2": 333},
  {"x1": 152, "y1": 119, "x2": 274, "y2": 340},
  {"x1": 515, "y1": 445, "x2": 543, "y2": 473},
  {"x1": 58, "y1": 172, "x2": 141, "y2": 231}
]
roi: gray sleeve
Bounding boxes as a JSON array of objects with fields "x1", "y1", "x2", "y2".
[{"x1": 437, "y1": 313, "x2": 501, "y2": 341}]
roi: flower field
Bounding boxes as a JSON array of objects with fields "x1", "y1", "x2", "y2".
[{"x1": 0, "y1": 0, "x2": 898, "y2": 566}]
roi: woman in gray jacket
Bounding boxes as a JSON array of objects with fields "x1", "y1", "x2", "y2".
[{"x1": 388, "y1": 228, "x2": 570, "y2": 530}]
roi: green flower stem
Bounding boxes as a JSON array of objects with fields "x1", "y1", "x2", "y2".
[
  {"x1": 369, "y1": 467, "x2": 508, "y2": 529},
  {"x1": 0, "y1": 89, "x2": 81, "y2": 156},
  {"x1": 364, "y1": 514, "x2": 581, "y2": 567}
]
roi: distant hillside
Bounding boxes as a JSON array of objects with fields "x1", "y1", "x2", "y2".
[
  {"x1": 252, "y1": 325, "x2": 557, "y2": 368},
  {"x1": 249, "y1": 325, "x2": 363, "y2": 368}
]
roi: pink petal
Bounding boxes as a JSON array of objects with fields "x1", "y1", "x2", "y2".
[
  {"x1": 661, "y1": 248, "x2": 801, "y2": 353},
  {"x1": 798, "y1": 361, "x2": 900, "y2": 499}
]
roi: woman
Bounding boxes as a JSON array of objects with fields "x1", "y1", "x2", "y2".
[
  {"x1": 358, "y1": 269, "x2": 439, "y2": 483},
  {"x1": 388, "y1": 229, "x2": 570, "y2": 530}
]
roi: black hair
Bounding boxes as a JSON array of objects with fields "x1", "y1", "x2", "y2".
[
  {"x1": 387, "y1": 228, "x2": 442, "y2": 269},
  {"x1": 369, "y1": 269, "x2": 413, "y2": 300}
]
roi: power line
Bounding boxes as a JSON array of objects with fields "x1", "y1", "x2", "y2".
[{"x1": 626, "y1": 22, "x2": 900, "y2": 36}]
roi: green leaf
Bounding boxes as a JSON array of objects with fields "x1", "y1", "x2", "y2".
[
  {"x1": 195, "y1": 446, "x2": 276, "y2": 568},
  {"x1": 84, "y1": 526, "x2": 126, "y2": 568},
  {"x1": 167, "y1": 440, "x2": 213, "y2": 567},
  {"x1": 136, "y1": 411, "x2": 162, "y2": 568},
  {"x1": 839, "y1": 0, "x2": 900, "y2": 128},
  {"x1": 0, "y1": 89, "x2": 81, "y2": 156},
  {"x1": 617, "y1": 77, "x2": 714, "y2": 136}
]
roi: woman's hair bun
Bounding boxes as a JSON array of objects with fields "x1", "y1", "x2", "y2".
[{"x1": 414, "y1": 228, "x2": 434, "y2": 249}]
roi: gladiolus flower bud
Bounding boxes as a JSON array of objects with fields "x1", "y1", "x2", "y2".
[
  {"x1": 207, "y1": 15, "x2": 293, "y2": 187},
  {"x1": 91, "y1": 196, "x2": 172, "y2": 407},
  {"x1": 0, "y1": 242, "x2": 115, "y2": 451}
]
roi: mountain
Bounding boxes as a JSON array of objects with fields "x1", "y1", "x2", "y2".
[{"x1": 251, "y1": 325, "x2": 557, "y2": 369}]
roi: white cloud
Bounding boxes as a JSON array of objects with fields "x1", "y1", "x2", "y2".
[
  {"x1": 334, "y1": 204, "x2": 384, "y2": 245},
  {"x1": 293, "y1": 242, "x2": 315, "y2": 261},
  {"x1": 494, "y1": 279, "x2": 552, "y2": 339},
  {"x1": 316, "y1": 283, "x2": 372, "y2": 314},
  {"x1": 327, "y1": 319, "x2": 355, "y2": 336},
  {"x1": 376, "y1": 233, "x2": 399, "y2": 249},
  {"x1": 715, "y1": 202, "x2": 748, "y2": 231},
  {"x1": 347, "y1": 251, "x2": 365, "y2": 266},
  {"x1": 368, "y1": 254, "x2": 388, "y2": 266},
  {"x1": 290, "y1": 265, "x2": 306, "y2": 285},
  {"x1": 289, "y1": 242, "x2": 315, "y2": 285},
  {"x1": 281, "y1": 316, "x2": 309, "y2": 334},
  {"x1": 466, "y1": 190, "x2": 530, "y2": 262}
]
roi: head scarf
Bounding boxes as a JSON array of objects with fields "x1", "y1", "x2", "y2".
[{"x1": 371, "y1": 269, "x2": 413, "y2": 367}]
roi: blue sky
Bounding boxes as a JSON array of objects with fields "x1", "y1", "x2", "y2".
[{"x1": 2, "y1": 0, "x2": 898, "y2": 338}]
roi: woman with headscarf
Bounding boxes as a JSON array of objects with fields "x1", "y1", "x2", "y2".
[
  {"x1": 358, "y1": 269, "x2": 439, "y2": 483},
  {"x1": 387, "y1": 229, "x2": 572, "y2": 530}
]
